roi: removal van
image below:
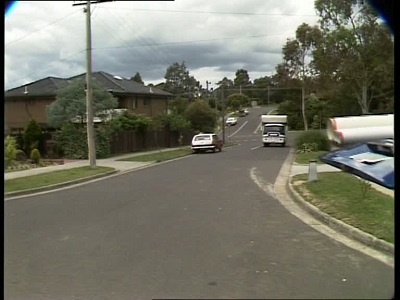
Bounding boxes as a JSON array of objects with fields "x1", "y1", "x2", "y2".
[{"x1": 261, "y1": 114, "x2": 288, "y2": 147}]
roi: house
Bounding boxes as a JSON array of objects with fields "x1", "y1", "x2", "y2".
[{"x1": 4, "y1": 71, "x2": 174, "y2": 133}]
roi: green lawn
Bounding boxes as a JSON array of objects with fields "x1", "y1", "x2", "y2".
[
  {"x1": 5, "y1": 166, "x2": 115, "y2": 193},
  {"x1": 292, "y1": 172, "x2": 394, "y2": 244},
  {"x1": 294, "y1": 151, "x2": 329, "y2": 165},
  {"x1": 118, "y1": 148, "x2": 193, "y2": 162}
]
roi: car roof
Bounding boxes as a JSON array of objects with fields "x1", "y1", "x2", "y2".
[{"x1": 194, "y1": 133, "x2": 216, "y2": 136}]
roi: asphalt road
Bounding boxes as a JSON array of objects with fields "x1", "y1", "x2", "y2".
[{"x1": 5, "y1": 106, "x2": 394, "y2": 299}]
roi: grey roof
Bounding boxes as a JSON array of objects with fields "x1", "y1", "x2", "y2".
[
  {"x1": 4, "y1": 77, "x2": 69, "y2": 97},
  {"x1": 5, "y1": 71, "x2": 172, "y2": 98}
]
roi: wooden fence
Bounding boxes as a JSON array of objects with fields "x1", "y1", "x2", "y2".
[
  {"x1": 109, "y1": 129, "x2": 195, "y2": 155},
  {"x1": 7, "y1": 129, "x2": 196, "y2": 158}
]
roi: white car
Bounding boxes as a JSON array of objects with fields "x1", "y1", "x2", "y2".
[
  {"x1": 226, "y1": 117, "x2": 238, "y2": 126},
  {"x1": 191, "y1": 133, "x2": 223, "y2": 153}
]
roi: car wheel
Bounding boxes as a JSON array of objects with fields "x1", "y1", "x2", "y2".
[{"x1": 212, "y1": 147, "x2": 216, "y2": 153}]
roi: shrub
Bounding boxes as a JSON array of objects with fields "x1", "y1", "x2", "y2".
[
  {"x1": 54, "y1": 123, "x2": 112, "y2": 159},
  {"x1": 30, "y1": 148, "x2": 41, "y2": 164},
  {"x1": 297, "y1": 142, "x2": 319, "y2": 153},
  {"x1": 15, "y1": 149, "x2": 28, "y2": 161},
  {"x1": 5, "y1": 135, "x2": 18, "y2": 167},
  {"x1": 295, "y1": 130, "x2": 330, "y2": 151},
  {"x1": 23, "y1": 119, "x2": 44, "y2": 154}
]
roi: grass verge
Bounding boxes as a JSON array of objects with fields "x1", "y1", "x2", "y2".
[
  {"x1": 5, "y1": 166, "x2": 115, "y2": 193},
  {"x1": 292, "y1": 172, "x2": 394, "y2": 244},
  {"x1": 294, "y1": 150, "x2": 329, "y2": 165},
  {"x1": 118, "y1": 148, "x2": 193, "y2": 162}
]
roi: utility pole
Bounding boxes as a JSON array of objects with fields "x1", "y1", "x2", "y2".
[
  {"x1": 85, "y1": 0, "x2": 96, "y2": 168},
  {"x1": 267, "y1": 86, "x2": 270, "y2": 106},
  {"x1": 73, "y1": 0, "x2": 114, "y2": 168},
  {"x1": 221, "y1": 84, "x2": 226, "y2": 144}
]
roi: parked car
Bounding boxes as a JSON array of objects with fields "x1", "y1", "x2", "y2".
[
  {"x1": 244, "y1": 108, "x2": 249, "y2": 115},
  {"x1": 191, "y1": 133, "x2": 223, "y2": 153},
  {"x1": 226, "y1": 117, "x2": 238, "y2": 126}
]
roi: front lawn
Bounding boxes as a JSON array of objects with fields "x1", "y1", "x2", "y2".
[
  {"x1": 292, "y1": 172, "x2": 394, "y2": 244},
  {"x1": 294, "y1": 151, "x2": 329, "y2": 165},
  {"x1": 5, "y1": 166, "x2": 115, "y2": 193}
]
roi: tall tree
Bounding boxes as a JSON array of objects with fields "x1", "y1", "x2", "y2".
[
  {"x1": 184, "y1": 100, "x2": 217, "y2": 133},
  {"x1": 314, "y1": 0, "x2": 394, "y2": 113},
  {"x1": 281, "y1": 23, "x2": 322, "y2": 130},
  {"x1": 130, "y1": 72, "x2": 144, "y2": 84},
  {"x1": 233, "y1": 69, "x2": 251, "y2": 88},
  {"x1": 47, "y1": 79, "x2": 118, "y2": 127},
  {"x1": 164, "y1": 61, "x2": 199, "y2": 97}
]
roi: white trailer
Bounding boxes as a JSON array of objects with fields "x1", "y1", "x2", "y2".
[{"x1": 261, "y1": 115, "x2": 288, "y2": 147}]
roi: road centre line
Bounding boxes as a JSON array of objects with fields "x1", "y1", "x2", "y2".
[{"x1": 228, "y1": 121, "x2": 248, "y2": 137}]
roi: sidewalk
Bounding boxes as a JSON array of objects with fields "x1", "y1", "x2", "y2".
[{"x1": 4, "y1": 148, "x2": 182, "y2": 181}]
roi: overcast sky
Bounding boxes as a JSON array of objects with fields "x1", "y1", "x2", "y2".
[{"x1": 5, "y1": 0, "x2": 320, "y2": 91}]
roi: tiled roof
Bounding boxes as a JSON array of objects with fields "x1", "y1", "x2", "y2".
[
  {"x1": 4, "y1": 77, "x2": 69, "y2": 97},
  {"x1": 5, "y1": 71, "x2": 172, "y2": 98}
]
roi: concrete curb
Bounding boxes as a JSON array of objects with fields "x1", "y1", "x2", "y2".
[
  {"x1": 4, "y1": 169, "x2": 118, "y2": 198},
  {"x1": 286, "y1": 178, "x2": 394, "y2": 256}
]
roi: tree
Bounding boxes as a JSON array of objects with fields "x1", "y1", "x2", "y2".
[
  {"x1": 47, "y1": 78, "x2": 118, "y2": 127},
  {"x1": 233, "y1": 69, "x2": 251, "y2": 88},
  {"x1": 130, "y1": 72, "x2": 144, "y2": 84},
  {"x1": 109, "y1": 111, "x2": 152, "y2": 134},
  {"x1": 226, "y1": 93, "x2": 250, "y2": 110},
  {"x1": 164, "y1": 61, "x2": 199, "y2": 96},
  {"x1": 253, "y1": 76, "x2": 275, "y2": 105},
  {"x1": 168, "y1": 96, "x2": 190, "y2": 115},
  {"x1": 184, "y1": 100, "x2": 218, "y2": 133},
  {"x1": 313, "y1": 0, "x2": 394, "y2": 114},
  {"x1": 280, "y1": 23, "x2": 322, "y2": 130}
]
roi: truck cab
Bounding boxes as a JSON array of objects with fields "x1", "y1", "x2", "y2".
[{"x1": 261, "y1": 115, "x2": 288, "y2": 147}]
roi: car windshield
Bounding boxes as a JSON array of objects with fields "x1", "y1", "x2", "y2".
[
  {"x1": 263, "y1": 126, "x2": 285, "y2": 134},
  {"x1": 194, "y1": 135, "x2": 211, "y2": 141}
]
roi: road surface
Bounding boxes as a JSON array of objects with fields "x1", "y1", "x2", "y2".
[{"x1": 5, "y1": 106, "x2": 394, "y2": 299}]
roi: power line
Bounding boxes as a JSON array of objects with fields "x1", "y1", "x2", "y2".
[
  {"x1": 6, "y1": 49, "x2": 86, "y2": 88},
  {"x1": 93, "y1": 33, "x2": 288, "y2": 50},
  {"x1": 107, "y1": 8, "x2": 174, "y2": 66},
  {"x1": 97, "y1": 6, "x2": 318, "y2": 17},
  {"x1": 5, "y1": 8, "x2": 83, "y2": 47},
  {"x1": 102, "y1": 8, "x2": 172, "y2": 66}
]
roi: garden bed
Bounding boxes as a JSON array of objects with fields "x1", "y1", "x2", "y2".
[{"x1": 5, "y1": 159, "x2": 66, "y2": 172}]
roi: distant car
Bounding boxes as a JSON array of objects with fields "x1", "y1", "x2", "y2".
[
  {"x1": 191, "y1": 133, "x2": 223, "y2": 153},
  {"x1": 226, "y1": 117, "x2": 238, "y2": 126},
  {"x1": 244, "y1": 108, "x2": 249, "y2": 115}
]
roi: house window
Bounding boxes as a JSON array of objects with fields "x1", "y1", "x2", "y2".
[{"x1": 134, "y1": 98, "x2": 138, "y2": 108}]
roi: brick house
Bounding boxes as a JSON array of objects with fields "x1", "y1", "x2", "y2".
[{"x1": 4, "y1": 71, "x2": 174, "y2": 133}]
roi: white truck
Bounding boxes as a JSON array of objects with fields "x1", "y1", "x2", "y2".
[{"x1": 261, "y1": 114, "x2": 288, "y2": 147}]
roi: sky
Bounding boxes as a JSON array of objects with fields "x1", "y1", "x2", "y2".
[{"x1": 5, "y1": 0, "x2": 321, "y2": 91}]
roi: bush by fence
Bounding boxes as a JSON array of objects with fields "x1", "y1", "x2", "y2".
[{"x1": 295, "y1": 130, "x2": 330, "y2": 152}]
